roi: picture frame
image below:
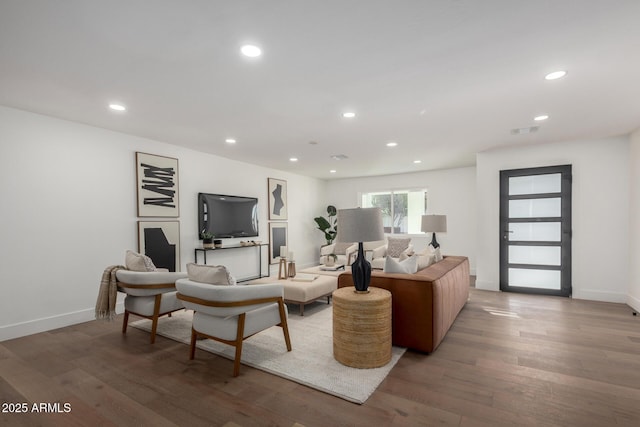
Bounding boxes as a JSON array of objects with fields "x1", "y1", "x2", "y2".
[
  {"x1": 136, "y1": 152, "x2": 180, "y2": 217},
  {"x1": 138, "y1": 221, "x2": 181, "y2": 272},
  {"x1": 268, "y1": 178, "x2": 287, "y2": 220},
  {"x1": 269, "y1": 222, "x2": 288, "y2": 264}
]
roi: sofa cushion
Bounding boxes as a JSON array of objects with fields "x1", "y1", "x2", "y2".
[
  {"x1": 125, "y1": 250, "x2": 157, "y2": 272},
  {"x1": 387, "y1": 237, "x2": 411, "y2": 258},
  {"x1": 186, "y1": 263, "x2": 233, "y2": 285},
  {"x1": 384, "y1": 255, "x2": 418, "y2": 274}
]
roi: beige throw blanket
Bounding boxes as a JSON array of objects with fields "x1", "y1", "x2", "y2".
[{"x1": 95, "y1": 265, "x2": 125, "y2": 320}]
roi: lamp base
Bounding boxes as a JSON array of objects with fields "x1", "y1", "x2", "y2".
[
  {"x1": 431, "y1": 232, "x2": 440, "y2": 249},
  {"x1": 351, "y1": 242, "x2": 371, "y2": 292},
  {"x1": 354, "y1": 290, "x2": 370, "y2": 294}
]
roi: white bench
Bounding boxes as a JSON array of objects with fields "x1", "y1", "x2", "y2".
[{"x1": 247, "y1": 274, "x2": 337, "y2": 315}]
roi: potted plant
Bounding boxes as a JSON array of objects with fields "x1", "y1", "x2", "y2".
[
  {"x1": 324, "y1": 253, "x2": 338, "y2": 267},
  {"x1": 314, "y1": 205, "x2": 338, "y2": 245},
  {"x1": 201, "y1": 231, "x2": 215, "y2": 249}
]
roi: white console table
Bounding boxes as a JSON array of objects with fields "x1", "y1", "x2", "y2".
[{"x1": 194, "y1": 244, "x2": 269, "y2": 281}]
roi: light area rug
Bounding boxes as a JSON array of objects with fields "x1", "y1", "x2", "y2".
[{"x1": 131, "y1": 303, "x2": 406, "y2": 404}]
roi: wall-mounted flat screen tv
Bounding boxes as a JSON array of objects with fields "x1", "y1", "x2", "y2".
[{"x1": 198, "y1": 193, "x2": 259, "y2": 239}]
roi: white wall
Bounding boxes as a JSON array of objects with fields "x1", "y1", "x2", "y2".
[
  {"x1": 0, "y1": 106, "x2": 326, "y2": 341},
  {"x1": 629, "y1": 128, "x2": 640, "y2": 312},
  {"x1": 476, "y1": 137, "x2": 630, "y2": 303},
  {"x1": 324, "y1": 167, "x2": 477, "y2": 273}
]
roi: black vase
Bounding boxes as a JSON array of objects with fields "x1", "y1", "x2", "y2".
[{"x1": 351, "y1": 242, "x2": 371, "y2": 292}]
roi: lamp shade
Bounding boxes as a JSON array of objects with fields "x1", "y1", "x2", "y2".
[
  {"x1": 337, "y1": 208, "x2": 384, "y2": 243},
  {"x1": 421, "y1": 214, "x2": 447, "y2": 233}
]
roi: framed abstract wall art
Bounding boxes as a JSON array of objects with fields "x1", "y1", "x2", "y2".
[
  {"x1": 136, "y1": 152, "x2": 179, "y2": 217},
  {"x1": 268, "y1": 177, "x2": 287, "y2": 220},
  {"x1": 138, "y1": 221, "x2": 181, "y2": 272},
  {"x1": 269, "y1": 222, "x2": 288, "y2": 264}
]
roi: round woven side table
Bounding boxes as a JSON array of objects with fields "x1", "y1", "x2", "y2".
[{"x1": 332, "y1": 286, "x2": 392, "y2": 368}]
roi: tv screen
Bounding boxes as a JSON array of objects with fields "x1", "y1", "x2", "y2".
[{"x1": 198, "y1": 193, "x2": 259, "y2": 239}]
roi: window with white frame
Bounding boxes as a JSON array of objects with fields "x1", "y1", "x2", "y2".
[{"x1": 360, "y1": 189, "x2": 428, "y2": 234}]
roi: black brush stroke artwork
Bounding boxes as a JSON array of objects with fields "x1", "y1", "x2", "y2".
[
  {"x1": 271, "y1": 183, "x2": 284, "y2": 215},
  {"x1": 141, "y1": 163, "x2": 176, "y2": 208}
]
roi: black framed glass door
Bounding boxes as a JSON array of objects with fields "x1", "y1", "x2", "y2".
[{"x1": 499, "y1": 165, "x2": 572, "y2": 296}]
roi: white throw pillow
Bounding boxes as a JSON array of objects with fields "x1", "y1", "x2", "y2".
[
  {"x1": 187, "y1": 263, "x2": 232, "y2": 285},
  {"x1": 125, "y1": 250, "x2": 157, "y2": 272},
  {"x1": 384, "y1": 255, "x2": 418, "y2": 274},
  {"x1": 387, "y1": 237, "x2": 411, "y2": 258},
  {"x1": 333, "y1": 242, "x2": 353, "y2": 255},
  {"x1": 424, "y1": 245, "x2": 443, "y2": 262},
  {"x1": 401, "y1": 251, "x2": 434, "y2": 270}
]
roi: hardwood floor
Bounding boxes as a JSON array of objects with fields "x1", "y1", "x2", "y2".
[{"x1": 2, "y1": 287, "x2": 640, "y2": 426}]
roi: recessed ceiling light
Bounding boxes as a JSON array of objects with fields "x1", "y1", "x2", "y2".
[
  {"x1": 342, "y1": 112, "x2": 356, "y2": 118},
  {"x1": 241, "y1": 44, "x2": 262, "y2": 57},
  {"x1": 330, "y1": 154, "x2": 349, "y2": 160},
  {"x1": 289, "y1": 157, "x2": 298, "y2": 162},
  {"x1": 534, "y1": 115, "x2": 549, "y2": 121},
  {"x1": 225, "y1": 138, "x2": 236, "y2": 144},
  {"x1": 330, "y1": 170, "x2": 337, "y2": 174},
  {"x1": 413, "y1": 160, "x2": 422, "y2": 164},
  {"x1": 386, "y1": 141, "x2": 398, "y2": 147},
  {"x1": 545, "y1": 70, "x2": 567, "y2": 80},
  {"x1": 109, "y1": 103, "x2": 126, "y2": 111}
]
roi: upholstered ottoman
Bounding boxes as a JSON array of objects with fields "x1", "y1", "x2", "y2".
[{"x1": 247, "y1": 275, "x2": 337, "y2": 315}]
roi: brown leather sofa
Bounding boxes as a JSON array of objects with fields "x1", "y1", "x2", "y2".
[{"x1": 337, "y1": 255, "x2": 470, "y2": 353}]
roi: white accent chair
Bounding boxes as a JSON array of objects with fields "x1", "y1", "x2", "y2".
[
  {"x1": 116, "y1": 270, "x2": 187, "y2": 343},
  {"x1": 370, "y1": 240, "x2": 414, "y2": 270},
  {"x1": 319, "y1": 242, "x2": 357, "y2": 265},
  {"x1": 176, "y1": 279, "x2": 292, "y2": 377}
]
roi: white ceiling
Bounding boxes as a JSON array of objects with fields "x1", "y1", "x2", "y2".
[{"x1": 1, "y1": 1, "x2": 639, "y2": 179}]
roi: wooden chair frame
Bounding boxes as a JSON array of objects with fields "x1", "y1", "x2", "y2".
[
  {"x1": 176, "y1": 293, "x2": 292, "y2": 377},
  {"x1": 117, "y1": 282, "x2": 182, "y2": 344}
]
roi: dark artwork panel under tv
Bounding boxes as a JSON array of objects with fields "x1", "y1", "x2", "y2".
[{"x1": 198, "y1": 193, "x2": 259, "y2": 239}]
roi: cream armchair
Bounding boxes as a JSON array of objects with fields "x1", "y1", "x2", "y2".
[
  {"x1": 176, "y1": 279, "x2": 292, "y2": 377},
  {"x1": 116, "y1": 270, "x2": 188, "y2": 343},
  {"x1": 319, "y1": 242, "x2": 357, "y2": 265},
  {"x1": 370, "y1": 239, "x2": 414, "y2": 269}
]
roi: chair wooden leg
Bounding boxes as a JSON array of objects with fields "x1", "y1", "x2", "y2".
[
  {"x1": 278, "y1": 300, "x2": 292, "y2": 351},
  {"x1": 149, "y1": 294, "x2": 162, "y2": 344},
  {"x1": 121, "y1": 311, "x2": 130, "y2": 334},
  {"x1": 189, "y1": 327, "x2": 197, "y2": 360},
  {"x1": 233, "y1": 313, "x2": 246, "y2": 377}
]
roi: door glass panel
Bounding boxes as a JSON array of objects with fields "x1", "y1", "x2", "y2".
[
  {"x1": 508, "y1": 246, "x2": 561, "y2": 266},
  {"x1": 509, "y1": 268, "x2": 561, "y2": 289},
  {"x1": 509, "y1": 198, "x2": 561, "y2": 218},
  {"x1": 509, "y1": 173, "x2": 561, "y2": 195},
  {"x1": 508, "y1": 222, "x2": 561, "y2": 241}
]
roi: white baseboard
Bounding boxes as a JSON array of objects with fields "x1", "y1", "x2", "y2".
[
  {"x1": 0, "y1": 301, "x2": 125, "y2": 342},
  {"x1": 475, "y1": 280, "x2": 499, "y2": 291},
  {"x1": 627, "y1": 294, "x2": 640, "y2": 313},
  {"x1": 572, "y1": 289, "x2": 627, "y2": 303}
]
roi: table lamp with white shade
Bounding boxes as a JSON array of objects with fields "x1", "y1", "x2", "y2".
[
  {"x1": 336, "y1": 207, "x2": 384, "y2": 293},
  {"x1": 421, "y1": 214, "x2": 447, "y2": 249}
]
